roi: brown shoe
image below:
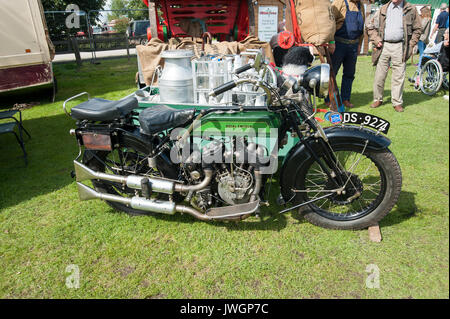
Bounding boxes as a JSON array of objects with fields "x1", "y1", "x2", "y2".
[
  {"x1": 370, "y1": 100, "x2": 383, "y2": 108},
  {"x1": 394, "y1": 105, "x2": 404, "y2": 112},
  {"x1": 343, "y1": 100, "x2": 354, "y2": 108}
]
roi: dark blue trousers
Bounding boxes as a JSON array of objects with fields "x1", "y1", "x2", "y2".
[{"x1": 326, "y1": 41, "x2": 359, "y2": 103}]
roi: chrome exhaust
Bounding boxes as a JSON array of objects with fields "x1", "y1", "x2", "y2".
[
  {"x1": 74, "y1": 161, "x2": 174, "y2": 194},
  {"x1": 77, "y1": 182, "x2": 176, "y2": 215},
  {"x1": 77, "y1": 183, "x2": 259, "y2": 221},
  {"x1": 77, "y1": 182, "x2": 132, "y2": 204},
  {"x1": 77, "y1": 182, "x2": 205, "y2": 218},
  {"x1": 74, "y1": 161, "x2": 213, "y2": 195}
]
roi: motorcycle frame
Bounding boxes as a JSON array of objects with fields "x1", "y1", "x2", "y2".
[{"x1": 73, "y1": 96, "x2": 392, "y2": 211}]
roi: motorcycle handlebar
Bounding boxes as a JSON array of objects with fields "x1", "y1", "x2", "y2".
[
  {"x1": 209, "y1": 78, "x2": 274, "y2": 106},
  {"x1": 234, "y1": 63, "x2": 252, "y2": 74},
  {"x1": 209, "y1": 80, "x2": 238, "y2": 97}
]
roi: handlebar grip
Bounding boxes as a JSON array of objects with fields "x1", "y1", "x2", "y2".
[
  {"x1": 209, "y1": 80, "x2": 237, "y2": 97},
  {"x1": 235, "y1": 64, "x2": 252, "y2": 74}
]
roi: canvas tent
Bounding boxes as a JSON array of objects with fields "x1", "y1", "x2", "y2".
[{"x1": 0, "y1": 0, "x2": 55, "y2": 93}]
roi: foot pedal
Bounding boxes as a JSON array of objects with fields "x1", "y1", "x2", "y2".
[{"x1": 206, "y1": 200, "x2": 260, "y2": 220}]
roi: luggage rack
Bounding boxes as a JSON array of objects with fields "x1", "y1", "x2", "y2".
[{"x1": 63, "y1": 92, "x2": 91, "y2": 117}]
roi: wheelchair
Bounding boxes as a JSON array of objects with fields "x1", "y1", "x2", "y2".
[{"x1": 409, "y1": 43, "x2": 449, "y2": 96}]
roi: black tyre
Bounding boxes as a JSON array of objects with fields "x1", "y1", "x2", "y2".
[
  {"x1": 295, "y1": 145, "x2": 402, "y2": 230},
  {"x1": 420, "y1": 59, "x2": 443, "y2": 96},
  {"x1": 442, "y1": 72, "x2": 449, "y2": 91},
  {"x1": 83, "y1": 133, "x2": 178, "y2": 216}
]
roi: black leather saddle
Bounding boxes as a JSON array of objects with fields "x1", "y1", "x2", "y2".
[
  {"x1": 71, "y1": 97, "x2": 138, "y2": 121},
  {"x1": 139, "y1": 105, "x2": 196, "y2": 135}
]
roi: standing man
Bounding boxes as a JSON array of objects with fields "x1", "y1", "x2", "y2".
[
  {"x1": 366, "y1": 0, "x2": 421, "y2": 112},
  {"x1": 325, "y1": 0, "x2": 365, "y2": 109},
  {"x1": 431, "y1": 3, "x2": 449, "y2": 44}
]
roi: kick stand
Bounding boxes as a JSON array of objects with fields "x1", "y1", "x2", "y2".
[{"x1": 368, "y1": 224, "x2": 382, "y2": 243}]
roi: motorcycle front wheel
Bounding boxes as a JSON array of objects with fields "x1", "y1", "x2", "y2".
[{"x1": 295, "y1": 145, "x2": 402, "y2": 230}]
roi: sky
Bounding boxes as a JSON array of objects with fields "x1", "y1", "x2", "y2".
[{"x1": 98, "y1": 0, "x2": 112, "y2": 24}]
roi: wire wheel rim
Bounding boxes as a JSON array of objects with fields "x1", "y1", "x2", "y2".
[
  {"x1": 88, "y1": 142, "x2": 161, "y2": 200},
  {"x1": 300, "y1": 149, "x2": 387, "y2": 221},
  {"x1": 105, "y1": 147, "x2": 155, "y2": 196},
  {"x1": 420, "y1": 60, "x2": 443, "y2": 95}
]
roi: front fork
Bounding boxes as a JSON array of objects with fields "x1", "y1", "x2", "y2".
[{"x1": 289, "y1": 112, "x2": 345, "y2": 189}]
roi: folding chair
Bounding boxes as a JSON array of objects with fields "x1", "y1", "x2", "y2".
[
  {"x1": 0, "y1": 110, "x2": 30, "y2": 165},
  {"x1": 0, "y1": 110, "x2": 31, "y2": 138}
]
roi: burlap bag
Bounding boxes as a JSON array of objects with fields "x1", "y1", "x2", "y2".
[
  {"x1": 136, "y1": 38, "x2": 169, "y2": 85},
  {"x1": 137, "y1": 36, "x2": 275, "y2": 86},
  {"x1": 295, "y1": 0, "x2": 336, "y2": 45}
]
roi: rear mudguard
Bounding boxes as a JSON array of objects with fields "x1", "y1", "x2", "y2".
[{"x1": 280, "y1": 125, "x2": 392, "y2": 202}]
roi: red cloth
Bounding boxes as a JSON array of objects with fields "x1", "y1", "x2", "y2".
[
  {"x1": 289, "y1": 0, "x2": 302, "y2": 44},
  {"x1": 236, "y1": 0, "x2": 249, "y2": 41}
]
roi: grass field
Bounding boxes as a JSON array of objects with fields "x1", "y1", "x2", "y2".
[{"x1": 0, "y1": 56, "x2": 448, "y2": 299}]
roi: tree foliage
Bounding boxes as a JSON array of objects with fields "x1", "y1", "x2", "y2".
[
  {"x1": 113, "y1": 17, "x2": 131, "y2": 34},
  {"x1": 108, "y1": 0, "x2": 149, "y2": 21},
  {"x1": 42, "y1": 0, "x2": 107, "y2": 40}
]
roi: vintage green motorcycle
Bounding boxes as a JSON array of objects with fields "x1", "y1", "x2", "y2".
[{"x1": 66, "y1": 56, "x2": 402, "y2": 230}]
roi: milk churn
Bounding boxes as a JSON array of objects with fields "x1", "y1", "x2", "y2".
[{"x1": 159, "y1": 50, "x2": 194, "y2": 103}]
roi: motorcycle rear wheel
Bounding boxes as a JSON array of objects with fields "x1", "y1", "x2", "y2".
[
  {"x1": 83, "y1": 133, "x2": 177, "y2": 216},
  {"x1": 295, "y1": 145, "x2": 402, "y2": 230}
]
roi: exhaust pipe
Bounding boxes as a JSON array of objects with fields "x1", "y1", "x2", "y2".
[
  {"x1": 74, "y1": 161, "x2": 213, "y2": 195},
  {"x1": 74, "y1": 161, "x2": 175, "y2": 194},
  {"x1": 77, "y1": 183, "x2": 259, "y2": 221},
  {"x1": 77, "y1": 182, "x2": 176, "y2": 215},
  {"x1": 77, "y1": 182, "x2": 131, "y2": 204},
  {"x1": 78, "y1": 182, "x2": 211, "y2": 219}
]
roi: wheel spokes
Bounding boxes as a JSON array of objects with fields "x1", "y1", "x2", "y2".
[{"x1": 303, "y1": 150, "x2": 383, "y2": 217}]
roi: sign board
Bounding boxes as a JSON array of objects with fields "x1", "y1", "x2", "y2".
[{"x1": 258, "y1": 6, "x2": 278, "y2": 42}]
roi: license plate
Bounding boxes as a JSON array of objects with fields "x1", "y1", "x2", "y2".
[
  {"x1": 81, "y1": 132, "x2": 112, "y2": 151},
  {"x1": 342, "y1": 112, "x2": 391, "y2": 134}
]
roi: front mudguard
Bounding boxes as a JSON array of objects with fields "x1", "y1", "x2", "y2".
[{"x1": 280, "y1": 125, "x2": 392, "y2": 202}]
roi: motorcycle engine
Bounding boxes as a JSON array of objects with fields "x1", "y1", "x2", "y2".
[
  {"x1": 183, "y1": 137, "x2": 265, "y2": 210},
  {"x1": 216, "y1": 167, "x2": 253, "y2": 205}
]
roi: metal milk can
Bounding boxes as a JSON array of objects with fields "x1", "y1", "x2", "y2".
[{"x1": 159, "y1": 50, "x2": 194, "y2": 103}]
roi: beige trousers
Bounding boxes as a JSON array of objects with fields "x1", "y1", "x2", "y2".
[{"x1": 373, "y1": 42, "x2": 406, "y2": 107}]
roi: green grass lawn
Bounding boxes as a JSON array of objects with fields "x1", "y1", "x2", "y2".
[{"x1": 0, "y1": 56, "x2": 448, "y2": 299}]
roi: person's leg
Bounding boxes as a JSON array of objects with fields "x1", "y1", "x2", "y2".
[
  {"x1": 418, "y1": 40, "x2": 425, "y2": 67},
  {"x1": 435, "y1": 29, "x2": 445, "y2": 44},
  {"x1": 373, "y1": 44, "x2": 391, "y2": 103},
  {"x1": 390, "y1": 42, "x2": 406, "y2": 108},
  {"x1": 340, "y1": 43, "x2": 358, "y2": 103},
  {"x1": 325, "y1": 42, "x2": 345, "y2": 104}
]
